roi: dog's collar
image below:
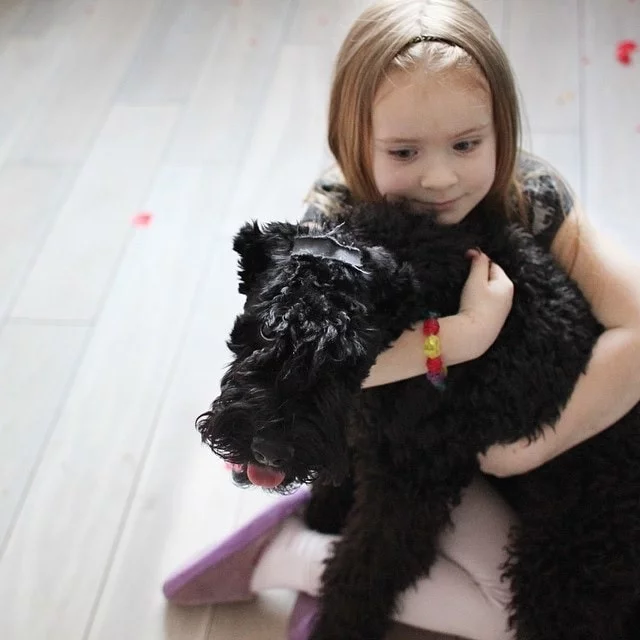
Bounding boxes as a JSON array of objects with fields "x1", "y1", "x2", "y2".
[{"x1": 291, "y1": 234, "x2": 364, "y2": 269}]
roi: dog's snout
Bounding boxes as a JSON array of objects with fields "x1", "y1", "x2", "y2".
[{"x1": 251, "y1": 436, "x2": 294, "y2": 468}]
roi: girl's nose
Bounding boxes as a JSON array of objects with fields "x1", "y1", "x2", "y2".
[{"x1": 420, "y1": 163, "x2": 458, "y2": 192}]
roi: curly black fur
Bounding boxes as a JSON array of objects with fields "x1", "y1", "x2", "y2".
[{"x1": 197, "y1": 200, "x2": 640, "y2": 640}]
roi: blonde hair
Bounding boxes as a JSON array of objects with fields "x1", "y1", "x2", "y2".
[{"x1": 323, "y1": 0, "x2": 525, "y2": 221}]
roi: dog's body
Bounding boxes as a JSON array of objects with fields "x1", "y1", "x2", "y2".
[{"x1": 198, "y1": 201, "x2": 640, "y2": 640}]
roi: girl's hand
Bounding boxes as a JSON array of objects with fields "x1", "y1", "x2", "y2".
[
  {"x1": 478, "y1": 436, "x2": 547, "y2": 477},
  {"x1": 458, "y1": 250, "x2": 514, "y2": 357}
]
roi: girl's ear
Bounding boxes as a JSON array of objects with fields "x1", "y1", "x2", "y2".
[{"x1": 232, "y1": 221, "x2": 273, "y2": 295}]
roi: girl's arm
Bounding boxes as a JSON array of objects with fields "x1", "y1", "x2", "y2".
[
  {"x1": 363, "y1": 251, "x2": 514, "y2": 387},
  {"x1": 479, "y1": 204, "x2": 640, "y2": 477}
]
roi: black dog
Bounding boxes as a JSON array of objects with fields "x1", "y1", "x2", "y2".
[{"x1": 197, "y1": 200, "x2": 640, "y2": 640}]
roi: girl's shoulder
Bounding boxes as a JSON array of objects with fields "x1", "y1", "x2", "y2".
[{"x1": 516, "y1": 151, "x2": 575, "y2": 250}]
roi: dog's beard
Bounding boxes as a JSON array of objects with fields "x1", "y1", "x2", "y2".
[
  {"x1": 225, "y1": 461, "x2": 343, "y2": 494},
  {"x1": 196, "y1": 388, "x2": 351, "y2": 493},
  {"x1": 229, "y1": 462, "x2": 286, "y2": 489}
]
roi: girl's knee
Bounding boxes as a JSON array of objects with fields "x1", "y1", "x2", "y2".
[
  {"x1": 481, "y1": 574, "x2": 512, "y2": 610},
  {"x1": 482, "y1": 583, "x2": 516, "y2": 640}
]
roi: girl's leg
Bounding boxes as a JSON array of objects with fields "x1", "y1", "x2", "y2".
[
  {"x1": 253, "y1": 475, "x2": 517, "y2": 640},
  {"x1": 437, "y1": 474, "x2": 517, "y2": 611},
  {"x1": 394, "y1": 475, "x2": 517, "y2": 639},
  {"x1": 386, "y1": 554, "x2": 512, "y2": 640}
]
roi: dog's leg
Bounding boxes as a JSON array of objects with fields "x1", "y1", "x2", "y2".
[
  {"x1": 506, "y1": 520, "x2": 640, "y2": 640},
  {"x1": 503, "y1": 453, "x2": 640, "y2": 640},
  {"x1": 304, "y1": 478, "x2": 356, "y2": 535},
  {"x1": 308, "y1": 466, "x2": 470, "y2": 640}
]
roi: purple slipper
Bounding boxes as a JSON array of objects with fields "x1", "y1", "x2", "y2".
[
  {"x1": 288, "y1": 592, "x2": 319, "y2": 640},
  {"x1": 163, "y1": 488, "x2": 311, "y2": 606}
]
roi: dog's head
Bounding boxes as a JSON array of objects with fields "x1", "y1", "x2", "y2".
[{"x1": 196, "y1": 218, "x2": 418, "y2": 492}]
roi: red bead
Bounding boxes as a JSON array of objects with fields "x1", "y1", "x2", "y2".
[
  {"x1": 427, "y1": 357, "x2": 443, "y2": 373},
  {"x1": 423, "y1": 318, "x2": 439, "y2": 335}
]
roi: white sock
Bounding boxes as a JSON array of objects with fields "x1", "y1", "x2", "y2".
[{"x1": 249, "y1": 515, "x2": 339, "y2": 596}]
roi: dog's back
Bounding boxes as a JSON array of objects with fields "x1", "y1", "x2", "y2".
[{"x1": 211, "y1": 201, "x2": 640, "y2": 638}]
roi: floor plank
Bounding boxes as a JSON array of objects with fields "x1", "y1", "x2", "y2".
[
  {"x1": 165, "y1": 0, "x2": 295, "y2": 166},
  {"x1": 0, "y1": 163, "x2": 76, "y2": 320},
  {"x1": 8, "y1": 0, "x2": 158, "y2": 164},
  {"x1": 0, "y1": 34, "x2": 65, "y2": 164},
  {"x1": 0, "y1": 321, "x2": 88, "y2": 553},
  {"x1": 582, "y1": 0, "x2": 640, "y2": 243},
  {"x1": 506, "y1": 0, "x2": 580, "y2": 140},
  {"x1": 10, "y1": 0, "x2": 76, "y2": 37},
  {"x1": 0, "y1": 166, "x2": 226, "y2": 639},
  {"x1": 85, "y1": 230, "x2": 245, "y2": 640},
  {"x1": 116, "y1": 0, "x2": 226, "y2": 106},
  {"x1": 11, "y1": 105, "x2": 180, "y2": 322},
  {"x1": 226, "y1": 43, "x2": 335, "y2": 227},
  {"x1": 0, "y1": 0, "x2": 32, "y2": 50}
]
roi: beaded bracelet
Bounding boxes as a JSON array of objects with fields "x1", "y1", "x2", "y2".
[{"x1": 423, "y1": 316, "x2": 447, "y2": 390}]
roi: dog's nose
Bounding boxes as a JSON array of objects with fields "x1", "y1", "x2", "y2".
[{"x1": 251, "y1": 437, "x2": 294, "y2": 468}]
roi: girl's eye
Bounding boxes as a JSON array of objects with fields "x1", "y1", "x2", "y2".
[
  {"x1": 453, "y1": 139, "x2": 482, "y2": 153},
  {"x1": 389, "y1": 148, "x2": 417, "y2": 161}
]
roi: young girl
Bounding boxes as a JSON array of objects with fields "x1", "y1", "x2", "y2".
[{"x1": 163, "y1": 1, "x2": 640, "y2": 639}]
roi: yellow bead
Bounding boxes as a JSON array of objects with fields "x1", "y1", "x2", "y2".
[{"x1": 423, "y1": 335, "x2": 441, "y2": 358}]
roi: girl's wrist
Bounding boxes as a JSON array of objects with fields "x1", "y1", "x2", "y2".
[
  {"x1": 439, "y1": 313, "x2": 486, "y2": 366},
  {"x1": 362, "y1": 313, "x2": 484, "y2": 389}
]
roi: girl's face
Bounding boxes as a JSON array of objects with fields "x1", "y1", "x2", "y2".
[{"x1": 371, "y1": 65, "x2": 497, "y2": 225}]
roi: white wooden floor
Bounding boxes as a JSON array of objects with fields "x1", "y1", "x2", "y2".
[{"x1": 0, "y1": 1, "x2": 638, "y2": 639}]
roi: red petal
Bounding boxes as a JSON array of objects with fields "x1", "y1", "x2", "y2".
[
  {"x1": 616, "y1": 40, "x2": 638, "y2": 65},
  {"x1": 133, "y1": 212, "x2": 153, "y2": 227}
]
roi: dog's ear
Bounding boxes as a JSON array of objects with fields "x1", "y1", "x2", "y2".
[
  {"x1": 233, "y1": 221, "x2": 302, "y2": 295},
  {"x1": 233, "y1": 221, "x2": 273, "y2": 295}
]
